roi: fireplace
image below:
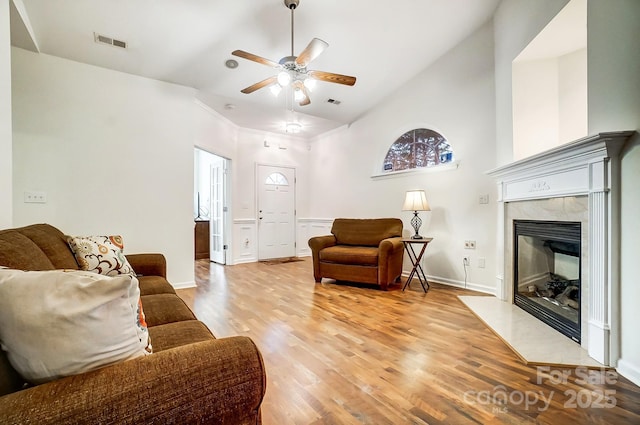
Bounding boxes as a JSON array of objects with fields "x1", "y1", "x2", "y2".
[
  {"x1": 513, "y1": 220, "x2": 581, "y2": 343},
  {"x1": 488, "y1": 131, "x2": 634, "y2": 366}
]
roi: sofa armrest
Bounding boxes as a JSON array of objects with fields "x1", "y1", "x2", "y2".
[
  {"x1": 308, "y1": 235, "x2": 337, "y2": 282},
  {"x1": 126, "y1": 253, "x2": 166, "y2": 278},
  {"x1": 0, "y1": 336, "x2": 266, "y2": 425}
]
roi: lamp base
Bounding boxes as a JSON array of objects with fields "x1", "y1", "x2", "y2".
[{"x1": 410, "y1": 211, "x2": 423, "y2": 240}]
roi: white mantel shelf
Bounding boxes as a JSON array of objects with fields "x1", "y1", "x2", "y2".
[
  {"x1": 487, "y1": 131, "x2": 634, "y2": 202},
  {"x1": 486, "y1": 131, "x2": 635, "y2": 367}
]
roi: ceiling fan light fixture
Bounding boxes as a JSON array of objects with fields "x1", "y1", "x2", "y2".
[
  {"x1": 232, "y1": 0, "x2": 356, "y2": 105},
  {"x1": 294, "y1": 87, "x2": 305, "y2": 102},
  {"x1": 277, "y1": 71, "x2": 291, "y2": 86},
  {"x1": 270, "y1": 84, "x2": 282, "y2": 96},
  {"x1": 303, "y1": 77, "x2": 316, "y2": 92}
]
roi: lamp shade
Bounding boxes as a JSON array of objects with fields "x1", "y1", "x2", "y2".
[{"x1": 402, "y1": 190, "x2": 431, "y2": 211}]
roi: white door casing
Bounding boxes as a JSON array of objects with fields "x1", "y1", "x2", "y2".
[{"x1": 257, "y1": 165, "x2": 296, "y2": 260}]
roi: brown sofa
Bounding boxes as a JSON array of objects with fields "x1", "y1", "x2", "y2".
[
  {"x1": 0, "y1": 224, "x2": 266, "y2": 425},
  {"x1": 308, "y1": 218, "x2": 404, "y2": 290}
]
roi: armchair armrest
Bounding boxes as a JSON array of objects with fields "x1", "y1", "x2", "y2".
[
  {"x1": 308, "y1": 235, "x2": 337, "y2": 252},
  {"x1": 308, "y1": 235, "x2": 337, "y2": 283},
  {"x1": 0, "y1": 336, "x2": 266, "y2": 425},
  {"x1": 379, "y1": 236, "x2": 404, "y2": 255},
  {"x1": 378, "y1": 237, "x2": 405, "y2": 289},
  {"x1": 126, "y1": 253, "x2": 166, "y2": 278}
]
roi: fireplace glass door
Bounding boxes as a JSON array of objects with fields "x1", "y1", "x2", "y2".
[{"x1": 514, "y1": 220, "x2": 581, "y2": 343}]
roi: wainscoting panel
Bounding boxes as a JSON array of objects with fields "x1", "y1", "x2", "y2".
[
  {"x1": 233, "y1": 219, "x2": 257, "y2": 264},
  {"x1": 297, "y1": 218, "x2": 333, "y2": 257}
]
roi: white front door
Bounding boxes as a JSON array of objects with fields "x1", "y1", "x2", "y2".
[
  {"x1": 257, "y1": 165, "x2": 296, "y2": 260},
  {"x1": 209, "y1": 160, "x2": 226, "y2": 264}
]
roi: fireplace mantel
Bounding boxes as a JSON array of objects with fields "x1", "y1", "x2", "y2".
[{"x1": 487, "y1": 131, "x2": 634, "y2": 366}]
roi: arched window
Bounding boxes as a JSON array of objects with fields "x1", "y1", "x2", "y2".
[
  {"x1": 265, "y1": 172, "x2": 289, "y2": 186},
  {"x1": 382, "y1": 128, "x2": 453, "y2": 173}
]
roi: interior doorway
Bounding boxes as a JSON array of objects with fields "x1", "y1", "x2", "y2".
[{"x1": 194, "y1": 148, "x2": 230, "y2": 264}]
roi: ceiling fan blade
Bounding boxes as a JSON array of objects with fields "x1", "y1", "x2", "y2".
[
  {"x1": 307, "y1": 70, "x2": 356, "y2": 86},
  {"x1": 232, "y1": 50, "x2": 279, "y2": 68},
  {"x1": 240, "y1": 76, "x2": 278, "y2": 94},
  {"x1": 299, "y1": 96, "x2": 310, "y2": 106},
  {"x1": 293, "y1": 80, "x2": 311, "y2": 106},
  {"x1": 295, "y1": 38, "x2": 329, "y2": 68}
]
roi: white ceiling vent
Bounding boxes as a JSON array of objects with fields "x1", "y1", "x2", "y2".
[{"x1": 94, "y1": 32, "x2": 127, "y2": 49}]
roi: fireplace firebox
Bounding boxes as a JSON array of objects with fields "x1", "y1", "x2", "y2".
[{"x1": 514, "y1": 220, "x2": 581, "y2": 342}]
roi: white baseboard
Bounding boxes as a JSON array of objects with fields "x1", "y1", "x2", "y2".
[
  {"x1": 172, "y1": 280, "x2": 196, "y2": 290},
  {"x1": 616, "y1": 358, "x2": 640, "y2": 387},
  {"x1": 401, "y1": 270, "x2": 496, "y2": 295},
  {"x1": 233, "y1": 257, "x2": 257, "y2": 265}
]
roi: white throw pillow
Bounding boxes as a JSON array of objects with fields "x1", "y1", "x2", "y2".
[{"x1": 0, "y1": 269, "x2": 151, "y2": 384}]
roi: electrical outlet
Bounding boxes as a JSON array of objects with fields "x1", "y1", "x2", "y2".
[
  {"x1": 479, "y1": 194, "x2": 489, "y2": 204},
  {"x1": 464, "y1": 240, "x2": 476, "y2": 249},
  {"x1": 463, "y1": 256, "x2": 470, "y2": 266}
]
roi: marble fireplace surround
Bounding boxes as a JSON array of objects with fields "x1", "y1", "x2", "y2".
[{"x1": 487, "y1": 131, "x2": 634, "y2": 367}]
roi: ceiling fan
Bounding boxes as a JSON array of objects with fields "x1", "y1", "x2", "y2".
[{"x1": 231, "y1": 0, "x2": 356, "y2": 106}]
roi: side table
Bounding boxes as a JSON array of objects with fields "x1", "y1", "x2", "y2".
[{"x1": 401, "y1": 237, "x2": 433, "y2": 292}]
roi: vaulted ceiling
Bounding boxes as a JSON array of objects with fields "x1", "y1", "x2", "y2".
[{"x1": 10, "y1": 0, "x2": 501, "y2": 137}]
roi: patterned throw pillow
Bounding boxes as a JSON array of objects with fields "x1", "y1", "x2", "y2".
[{"x1": 66, "y1": 235, "x2": 136, "y2": 276}]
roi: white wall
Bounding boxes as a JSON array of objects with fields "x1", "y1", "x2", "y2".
[
  {"x1": 558, "y1": 49, "x2": 588, "y2": 143},
  {"x1": 512, "y1": 48, "x2": 587, "y2": 160},
  {"x1": 308, "y1": 22, "x2": 498, "y2": 294},
  {"x1": 11, "y1": 48, "x2": 196, "y2": 286},
  {"x1": 512, "y1": 58, "x2": 560, "y2": 159},
  {"x1": 587, "y1": 0, "x2": 640, "y2": 387},
  {"x1": 0, "y1": 1, "x2": 12, "y2": 228},
  {"x1": 494, "y1": 0, "x2": 570, "y2": 166}
]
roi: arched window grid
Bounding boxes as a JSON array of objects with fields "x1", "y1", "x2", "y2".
[
  {"x1": 265, "y1": 172, "x2": 289, "y2": 186},
  {"x1": 382, "y1": 128, "x2": 454, "y2": 173}
]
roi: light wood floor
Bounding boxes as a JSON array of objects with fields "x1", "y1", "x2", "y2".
[{"x1": 177, "y1": 259, "x2": 640, "y2": 425}]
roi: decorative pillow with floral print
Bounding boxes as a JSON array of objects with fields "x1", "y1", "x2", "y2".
[{"x1": 66, "y1": 235, "x2": 136, "y2": 277}]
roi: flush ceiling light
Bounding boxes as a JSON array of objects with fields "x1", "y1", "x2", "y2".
[{"x1": 285, "y1": 122, "x2": 302, "y2": 133}]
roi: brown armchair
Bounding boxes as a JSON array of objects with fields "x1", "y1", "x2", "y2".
[{"x1": 308, "y1": 218, "x2": 404, "y2": 290}]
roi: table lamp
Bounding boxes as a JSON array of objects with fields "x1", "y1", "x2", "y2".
[{"x1": 402, "y1": 190, "x2": 431, "y2": 239}]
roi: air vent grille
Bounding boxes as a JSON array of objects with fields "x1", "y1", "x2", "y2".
[{"x1": 94, "y1": 32, "x2": 127, "y2": 49}]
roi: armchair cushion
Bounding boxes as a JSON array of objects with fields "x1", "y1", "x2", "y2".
[{"x1": 319, "y1": 245, "x2": 379, "y2": 266}]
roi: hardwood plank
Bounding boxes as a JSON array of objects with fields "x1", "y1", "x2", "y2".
[{"x1": 178, "y1": 259, "x2": 640, "y2": 425}]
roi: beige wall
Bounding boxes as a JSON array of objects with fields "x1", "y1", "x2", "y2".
[
  {"x1": 0, "y1": 0, "x2": 12, "y2": 227},
  {"x1": 11, "y1": 48, "x2": 197, "y2": 286}
]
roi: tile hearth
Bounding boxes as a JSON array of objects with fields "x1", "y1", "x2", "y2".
[{"x1": 459, "y1": 295, "x2": 604, "y2": 368}]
